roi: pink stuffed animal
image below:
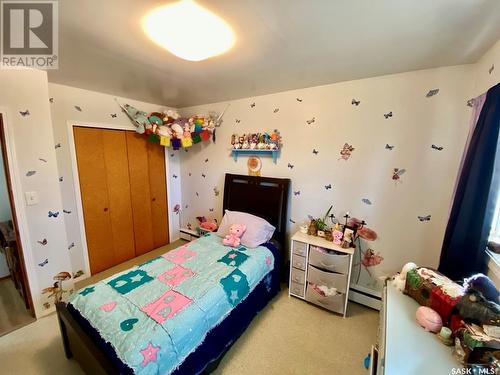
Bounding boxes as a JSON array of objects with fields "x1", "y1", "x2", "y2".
[{"x1": 223, "y1": 224, "x2": 246, "y2": 247}]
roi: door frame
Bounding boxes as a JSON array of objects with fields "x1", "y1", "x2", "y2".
[
  {"x1": 66, "y1": 121, "x2": 172, "y2": 278},
  {"x1": 0, "y1": 112, "x2": 36, "y2": 317}
]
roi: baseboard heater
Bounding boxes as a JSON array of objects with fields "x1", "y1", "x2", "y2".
[{"x1": 349, "y1": 285, "x2": 382, "y2": 310}]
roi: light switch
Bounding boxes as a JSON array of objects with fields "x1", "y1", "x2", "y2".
[{"x1": 25, "y1": 191, "x2": 39, "y2": 206}]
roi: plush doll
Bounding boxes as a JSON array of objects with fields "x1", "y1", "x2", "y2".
[
  {"x1": 196, "y1": 216, "x2": 218, "y2": 232},
  {"x1": 456, "y1": 289, "x2": 500, "y2": 325},
  {"x1": 171, "y1": 123, "x2": 184, "y2": 139},
  {"x1": 122, "y1": 104, "x2": 150, "y2": 134},
  {"x1": 223, "y1": 224, "x2": 246, "y2": 247},
  {"x1": 163, "y1": 109, "x2": 180, "y2": 124},
  {"x1": 392, "y1": 262, "x2": 418, "y2": 292},
  {"x1": 463, "y1": 273, "x2": 500, "y2": 304}
]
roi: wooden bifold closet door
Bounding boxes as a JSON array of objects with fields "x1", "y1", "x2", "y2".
[{"x1": 74, "y1": 127, "x2": 169, "y2": 274}]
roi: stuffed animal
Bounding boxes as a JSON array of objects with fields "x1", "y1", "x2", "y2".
[
  {"x1": 122, "y1": 104, "x2": 150, "y2": 134},
  {"x1": 171, "y1": 123, "x2": 184, "y2": 139},
  {"x1": 456, "y1": 289, "x2": 500, "y2": 325},
  {"x1": 223, "y1": 224, "x2": 246, "y2": 247},
  {"x1": 196, "y1": 216, "x2": 218, "y2": 232},
  {"x1": 464, "y1": 273, "x2": 500, "y2": 304},
  {"x1": 392, "y1": 262, "x2": 418, "y2": 292}
]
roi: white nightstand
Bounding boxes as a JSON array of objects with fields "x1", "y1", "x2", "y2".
[{"x1": 289, "y1": 231, "x2": 354, "y2": 317}]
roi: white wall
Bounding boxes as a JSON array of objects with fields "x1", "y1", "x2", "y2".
[
  {"x1": 0, "y1": 70, "x2": 73, "y2": 317},
  {"x1": 471, "y1": 39, "x2": 500, "y2": 96},
  {"x1": 179, "y1": 65, "x2": 475, "y2": 292},
  {"x1": 48, "y1": 84, "x2": 181, "y2": 280}
]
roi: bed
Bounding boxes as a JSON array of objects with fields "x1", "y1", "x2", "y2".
[{"x1": 56, "y1": 173, "x2": 290, "y2": 374}]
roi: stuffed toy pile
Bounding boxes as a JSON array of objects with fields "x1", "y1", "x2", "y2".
[{"x1": 119, "y1": 103, "x2": 222, "y2": 150}]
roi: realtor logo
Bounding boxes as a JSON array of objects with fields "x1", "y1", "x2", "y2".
[{"x1": 1, "y1": 1, "x2": 58, "y2": 69}]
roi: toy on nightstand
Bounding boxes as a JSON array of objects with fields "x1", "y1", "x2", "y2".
[
  {"x1": 223, "y1": 224, "x2": 246, "y2": 247},
  {"x1": 196, "y1": 216, "x2": 218, "y2": 234}
]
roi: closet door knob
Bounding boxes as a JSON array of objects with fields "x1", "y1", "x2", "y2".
[{"x1": 103, "y1": 207, "x2": 109, "y2": 212}]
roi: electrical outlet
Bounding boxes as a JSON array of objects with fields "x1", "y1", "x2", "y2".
[{"x1": 25, "y1": 191, "x2": 38, "y2": 206}]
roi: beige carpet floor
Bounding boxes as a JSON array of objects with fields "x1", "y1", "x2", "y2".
[
  {"x1": 0, "y1": 239, "x2": 379, "y2": 374},
  {"x1": 0, "y1": 277, "x2": 35, "y2": 337}
]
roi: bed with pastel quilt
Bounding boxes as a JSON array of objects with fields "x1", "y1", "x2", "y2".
[{"x1": 56, "y1": 174, "x2": 290, "y2": 375}]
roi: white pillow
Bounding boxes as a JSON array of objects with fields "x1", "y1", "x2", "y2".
[{"x1": 217, "y1": 210, "x2": 275, "y2": 248}]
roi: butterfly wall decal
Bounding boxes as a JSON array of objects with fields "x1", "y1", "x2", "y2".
[
  {"x1": 306, "y1": 117, "x2": 316, "y2": 125},
  {"x1": 250, "y1": 102, "x2": 256, "y2": 108},
  {"x1": 418, "y1": 215, "x2": 431, "y2": 222},
  {"x1": 489, "y1": 64, "x2": 495, "y2": 74},
  {"x1": 68, "y1": 242, "x2": 75, "y2": 250},
  {"x1": 39, "y1": 158, "x2": 47, "y2": 163},
  {"x1": 426, "y1": 89, "x2": 439, "y2": 97},
  {"x1": 293, "y1": 191, "x2": 301, "y2": 196},
  {"x1": 110, "y1": 113, "x2": 117, "y2": 118},
  {"x1": 431, "y1": 144, "x2": 444, "y2": 151},
  {"x1": 467, "y1": 99, "x2": 475, "y2": 107},
  {"x1": 213, "y1": 187, "x2": 220, "y2": 196},
  {"x1": 209, "y1": 208, "x2": 214, "y2": 212},
  {"x1": 351, "y1": 99, "x2": 360, "y2": 106},
  {"x1": 273, "y1": 108, "x2": 279, "y2": 113},
  {"x1": 74, "y1": 105, "x2": 82, "y2": 112},
  {"x1": 296, "y1": 98, "x2": 303, "y2": 102},
  {"x1": 325, "y1": 184, "x2": 332, "y2": 190},
  {"x1": 63, "y1": 209, "x2": 72, "y2": 214},
  {"x1": 173, "y1": 174, "x2": 178, "y2": 179},
  {"x1": 287, "y1": 163, "x2": 294, "y2": 169},
  {"x1": 235, "y1": 119, "x2": 241, "y2": 124},
  {"x1": 49, "y1": 98, "x2": 54, "y2": 103},
  {"x1": 38, "y1": 258, "x2": 48, "y2": 267},
  {"x1": 339, "y1": 143, "x2": 355, "y2": 161},
  {"x1": 362, "y1": 198, "x2": 372, "y2": 205},
  {"x1": 55, "y1": 143, "x2": 61, "y2": 149},
  {"x1": 173, "y1": 204, "x2": 180, "y2": 214},
  {"x1": 384, "y1": 111, "x2": 393, "y2": 119},
  {"x1": 312, "y1": 149, "x2": 319, "y2": 155},
  {"x1": 201, "y1": 173, "x2": 206, "y2": 178},
  {"x1": 59, "y1": 177, "x2": 63, "y2": 182},
  {"x1": 385, "y1": 144, "x2": 394, "y2": 150},
  {"x1": 204, "y1": 158, "x2": 209, "y2": 163},
  {"x1": 19, "y1": 109, "x2": 30, "y2": 117},
  {"x1": 48, "y1": 211, "x2": 59, "y2": 218},
  {"x1": 26, "y1": 170, "x2": 36, "y2": 177},
  {"x1": 188, "y1": 172, "x2": 192, "y2": 176},
  {"x1": 37, "y1": 238, "x2": 48, "y2": 245},
  {"x1": 196, "y1": 192, "x2": 199, "y2": 197},
  {"x1": 170, "y1": 153, "x2": 174, "y2": 157},
  {"x1": 289, "y1": 219, "x2": 296, "y2": 224},
  {"x1": 392, "y1": 168, "x2": 406, "y2": 183}
]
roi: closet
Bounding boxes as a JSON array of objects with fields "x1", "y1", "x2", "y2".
[{"x1": 74, "y1": 127, "x2": 169, "y2": 274}]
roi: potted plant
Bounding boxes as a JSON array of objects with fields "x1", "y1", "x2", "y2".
[{"x1": 308, "y1": 205, "x2": 333, "y2": 237}]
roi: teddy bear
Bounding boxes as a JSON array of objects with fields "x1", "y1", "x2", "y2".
[{"x1": 223, "y1": 224, "x2": 246, "y2": 247}]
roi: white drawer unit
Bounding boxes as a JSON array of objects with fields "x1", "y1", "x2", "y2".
[
  {"x1": 291, "y1": 253, "x2": 306, "y2": 270},
  {"x1": 288, "y1": 231, "x2": 354, "y2": 317}
]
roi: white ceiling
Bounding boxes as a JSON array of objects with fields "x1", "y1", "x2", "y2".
[{"x1": 49, "y1": 0, "x2": 500, "y2": 108}]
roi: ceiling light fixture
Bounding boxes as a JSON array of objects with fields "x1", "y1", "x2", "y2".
[{"x1": 142, "y1": 0, "x2": 235, "y2": 62}]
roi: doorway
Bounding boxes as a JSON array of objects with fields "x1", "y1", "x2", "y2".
[{"x1": 0, "y1": 114, "x2": 35, "y2": 336}]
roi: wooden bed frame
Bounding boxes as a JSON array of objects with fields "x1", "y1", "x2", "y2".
[{"x1": 56, "y1": 173, "x2": 290, "y2": 374}]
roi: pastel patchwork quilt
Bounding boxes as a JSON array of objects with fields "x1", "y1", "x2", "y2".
[{"x1": 68, "y1": 233, "x2": 275, "y2": 374}]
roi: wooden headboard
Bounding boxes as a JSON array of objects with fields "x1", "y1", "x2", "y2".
[{"x1": 223, "y1": 173, "x2": 290, "y2": 248}]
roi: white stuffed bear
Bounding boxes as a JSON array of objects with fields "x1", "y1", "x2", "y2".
[{"x1": 392, "y1": 262, "x2": 417, "y2": 292}]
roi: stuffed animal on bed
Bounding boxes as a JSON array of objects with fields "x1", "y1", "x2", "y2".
[{"x1": 223, "y1": 224, "x2": 246, "y2": 247}]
